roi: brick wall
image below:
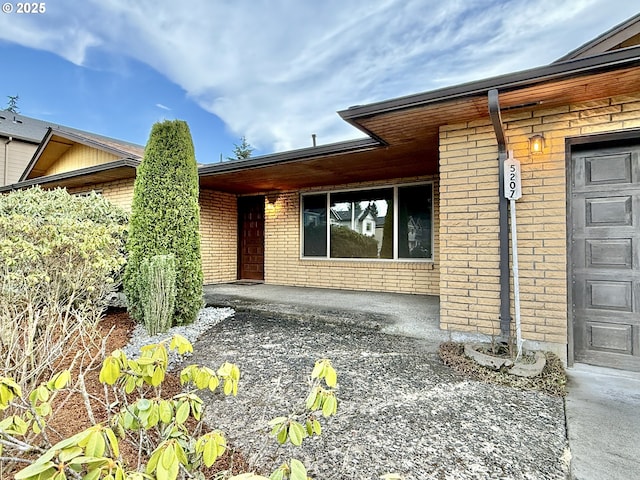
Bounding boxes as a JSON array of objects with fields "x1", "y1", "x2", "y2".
[
  {"x1": 264, "y1": 176, "x2": 440, "y2": 295},
  {"x1": 439, "y1": 93, "x2": 640, "y2": 350},
  {"x1": 68, "y1": 178, "x2": 134, "y2": 211},
  {"x1": 199, "y1": 189, "x2": 237, "y2": 284}
]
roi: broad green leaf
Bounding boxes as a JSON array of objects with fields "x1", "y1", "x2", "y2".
[
  {"x1": 322, "y1": 395, "x2": 337, "y2": 418},
  {"x1": 175, "y1": 401, "x2": 190, "y2": 424},
  {"x1": 290, "y1": 459, "x2": 307, "y2": 480},
  {"x1": 14, "y1": 461, "x2": 56, "y2": 479},
  {"x1": 311, "y1": 361, "x2": 324, "y2": 379},
  {"x1": 53, "y1": 370, "x2": 71, "y2": 390},
  {"x1": 268, "y1": 416, "x2": 288, "y2": 426},
  {"x1": 324, "y1": 365, "x2": 337, "y2": 388},
  {"x1": 83, "y1": 468, "x2": 101, "y2": 480},
  {"x1": 151, "y1": 367, "x2": 164, "y2": 386},
  {"x1": 159, "y1": 400, "x2": 173, "y2": 423},
  {"x1": 99, "y1": 358, "x2": 121, "y2": 385},
  {"x1": 276, "y1": 424, "x2": 288, "y2": 444},
  {"x1": 312, "y1": 419, "x2": 322, "y2": 435},
  {"x1": 137, "y1": 398, "x2": 151, "y2": 411},
  {"x1": 269, "y1": 469, "x2": 285, "y2": 480},
  {"x1": 105, "y1": 427, "x2": 120, "y2": 457},
  {"x1": 59, "y1": 446, "x2": 83, "y2": 462},
  {"x1": 305, "y1": 387, "x2": 319, "y2": 410},
  {"x1": 288, "y1": 421, "x2": 306, "y2": 446}
]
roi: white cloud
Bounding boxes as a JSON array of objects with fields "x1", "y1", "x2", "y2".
[
  {"x1": 0, "y1": 0, "x2": 637, "y2": 152},
  {"x1": 155, "y1": 103, "x2": 171, "y2": 111}
]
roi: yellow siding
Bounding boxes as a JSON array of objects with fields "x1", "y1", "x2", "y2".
[
  {"x1": 45, "y1": 144, "x2": 119, "y2": 176},
  {"x1": 199, "y1": 189, "x2": 237, "y2": 284},
  {"x1": 439, "y1": 93, "x2": 640, "y2": 352},
  {"x1": 264, "y1": 176, "x2": 440, "y2": 295}
]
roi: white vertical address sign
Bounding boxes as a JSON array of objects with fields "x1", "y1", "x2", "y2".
[{"x1": 504, "y1": 155, "x2": 522, "y2": 200}]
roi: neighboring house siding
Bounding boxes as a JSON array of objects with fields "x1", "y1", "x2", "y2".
[
  {"x1": 68, "y1": 178, "x2": 135, "y2": 211},
  {"x1": 1, "y1": 139, "x2": 37, "y2": 186},
  {"x1": 439, "y1": 93, "x2": 640, "y2": 353},
  {"x1": 264, "y1": 176, "x2": 440, "y2": 295},
  {"x1": 45, "y1": 144, "x2": 119, "y2": 176},
  {"x1": 200, "y1": 189, "x2": 237, "y2": 284}
]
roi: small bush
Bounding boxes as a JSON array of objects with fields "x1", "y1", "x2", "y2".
[
  {"x1": 0, "y1": 187, "x2": 127, "y2": 390},
  {"x1": 140, "y1": 254, "x2": 177, "y2": 335}
]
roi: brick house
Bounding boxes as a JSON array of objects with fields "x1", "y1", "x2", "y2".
[{"x1": 3, "y1": 14, "x2": 640, "y2": 370}]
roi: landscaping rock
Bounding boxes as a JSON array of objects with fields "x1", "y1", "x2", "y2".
[{"x1": 186, "y1": 310, "x2": 569, "y2": 480}]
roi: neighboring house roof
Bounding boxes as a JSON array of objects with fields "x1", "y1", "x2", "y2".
[
  {"x1": 0, "y1": 112, "x2": 54, "y2": 143},
  {"x1": 20, "y1": 127, "x2": 143, "y2": 181},
  {"x1": 555, "y1": 13, "x2": 640, "y2": 62}
]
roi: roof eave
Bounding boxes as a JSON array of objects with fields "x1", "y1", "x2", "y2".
[
  {"x1": 1, "y1": 158, "x2": 140, "y2": 193},
  {"x1": 198, "y1": 137, "x2": 381, "y2": 176},
  {"x1": 339, "y1": 46, "x2": 640, "y2": 122}
]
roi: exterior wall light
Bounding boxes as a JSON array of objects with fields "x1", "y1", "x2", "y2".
[{"x1": 529, "y1": 134, "x2": 545, "y2": 154}]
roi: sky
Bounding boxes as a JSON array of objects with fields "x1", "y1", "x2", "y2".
[{"x1": 0, "y1": 1, "x2": 638, "y2": 164}]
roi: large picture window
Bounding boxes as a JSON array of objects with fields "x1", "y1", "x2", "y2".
[{"x1": 301, "y1": 183, "x2": 433, "y2": 261}]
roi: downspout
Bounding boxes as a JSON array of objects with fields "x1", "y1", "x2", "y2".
[
  {"x1": 3, "y1": 136, "x2": 12, "y2": 186},
  {"x1": 488, "y1": 89, "x2": 511, "y2": 339}
]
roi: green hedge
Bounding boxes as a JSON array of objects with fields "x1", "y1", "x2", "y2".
[{"x1": 124, "y1": 120, "x2": 203, "y2": 326}]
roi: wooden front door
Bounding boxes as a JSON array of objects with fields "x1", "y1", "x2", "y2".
[
  {"x1": 238, "y1": 196, "x2": 265, "y2": 281},
  {"x1": 571, "y1": 142, "x2": 640, "y2": 371}
]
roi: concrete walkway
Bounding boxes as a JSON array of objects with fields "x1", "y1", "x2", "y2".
[
  {"x1": 203, "y1": 283, "x2": 640, "y2": 479},
  {"x1": 565, "y1": 364, "x2": 640, "y2": 480}
]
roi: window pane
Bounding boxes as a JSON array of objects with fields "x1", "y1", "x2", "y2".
[
  {"x1": 302, "y1": 194, "x2": 327, "y2": 256},
  {"x1": 398, "y1": 184, "x2": 432, "y2": 259},
  {"x1": 329, "y1": 188, "x2": 393, "y2": 259}
]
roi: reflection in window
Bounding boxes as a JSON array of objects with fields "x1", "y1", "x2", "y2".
[
  {"x1": 398, "y1": 185, "x2": 432, "y2": 258},
  {"x1": 329, "y1": 189, "x2": 392, "y2": 259},
  {"x1": 302, "y1": 194, "x2": 327, "y2": 256},
  {"x1": 301, "y1": 183, "x2": 432, "y2": 261}
]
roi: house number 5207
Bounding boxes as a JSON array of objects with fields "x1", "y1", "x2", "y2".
[{"x1": 504, "y1": 157, "x2": 522, "y2": 200}]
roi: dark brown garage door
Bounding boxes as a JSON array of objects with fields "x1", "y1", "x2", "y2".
[
  {"x1": 238, "y1": 196, "x2": 265, "y2": 281},
  {"x1": 571, "y1": 142, "x2": 640, "y2": 371}
]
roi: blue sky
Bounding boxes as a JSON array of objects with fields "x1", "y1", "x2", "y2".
[{"x1": 0, "y1": 1, "x2": 638, "y2": 164}]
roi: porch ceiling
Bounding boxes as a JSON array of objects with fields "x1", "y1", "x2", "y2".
[{"x1": 199, "y1": 141, "x2": 439, "y2": 194}]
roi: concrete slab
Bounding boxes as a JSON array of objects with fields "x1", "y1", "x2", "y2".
[
  {"x1": 203, "y1": 283, "x2": 481, "y2": 349},
  {"x1": 566, "y1": 363, "x2": 640, "y2": 479}
]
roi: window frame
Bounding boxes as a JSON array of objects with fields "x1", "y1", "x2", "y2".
[{"x1": 299, "y1": 181, "x2": 434, "y2": 262}]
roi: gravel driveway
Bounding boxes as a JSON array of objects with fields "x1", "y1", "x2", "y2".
[{"x1": 190, "y1": 310, "x2": 569, "y2": 480}]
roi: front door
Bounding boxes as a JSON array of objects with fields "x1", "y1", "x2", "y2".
[
  {"x1": 571, "y1": 142, "x2": 640, "y2": 371},
  {"x1": 238, "y1": 196, "x2": 265, "y2": 281}
]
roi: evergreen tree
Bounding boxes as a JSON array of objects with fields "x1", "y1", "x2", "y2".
[
  {"x1": 5, "y1": 95, "x2": 19, "y2": 113},
  {"x1": 124, "y1": 120, "x2": 203, "y2": 326},
  {"x1": 227, "y1": 136, "x2": 254, "y2": 160}
]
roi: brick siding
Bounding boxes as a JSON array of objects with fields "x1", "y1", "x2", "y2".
[
  {"x1": 264, "y1": 176, "x2": 440, "y2": 295},
  {"x1": 439, "y1": 93, "x2": 640, "y2": 349}
]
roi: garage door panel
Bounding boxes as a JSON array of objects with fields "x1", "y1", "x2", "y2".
[
  {"x1": 585, "y1": 239, "x2": 633, "y2": 268},
  {"x1": 585, "y1": 196, "x2": 632, "y2": 226},
  {"x1": 585, "y1": 152, "x2": 633, "y2": 185},
  {"x1": 587, "y1": 322, "x2": 633, "y2": 354}
]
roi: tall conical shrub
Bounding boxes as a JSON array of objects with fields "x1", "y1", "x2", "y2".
[{"x1": 124, "y1": 120, "x2": 203, "y2": 326}]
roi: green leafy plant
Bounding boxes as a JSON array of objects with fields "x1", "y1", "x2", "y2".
[
  {"x1": 139, "y1": 254, "x2": 177, "y2": 335},
  {"x1": 0, "y1": 187, "x2": 127, "y2": 392},
  {"x1": 124, "y1": 119, "x2": 203, "y2": 327},
  {"x1": 3, "y1": 332, "x2": 338, "y2": 480}
]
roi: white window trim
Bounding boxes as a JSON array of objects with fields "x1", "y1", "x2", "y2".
[{"x1": 299, "y1": 181, "x2": 434, "y2": 262}]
